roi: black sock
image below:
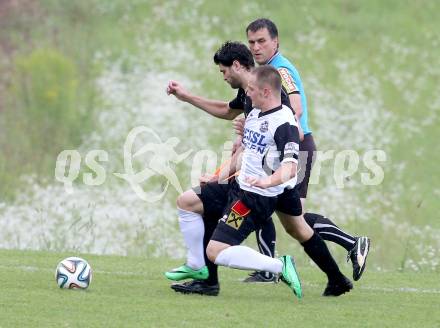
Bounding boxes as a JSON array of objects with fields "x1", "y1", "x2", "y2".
[
  {"x1": 304, "y1": 212, "x2": 356, "y2": 251},
  {"x1": 255, "y1": 217, "x2": 276, "y2": 279},
  {"x1": 256, "y1": 217, "x2": 276, "y2": 258},
  {"x1": 203, "y1": 216, "x2": 219, "y2": 286},
  {"x1": 301, "y1": 232, "x2": 345, "y2": 283}
]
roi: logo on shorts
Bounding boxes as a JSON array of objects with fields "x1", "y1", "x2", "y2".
[
  {"x1": 226, "y1": 212, "x2": 244, "y2": 229},
  {"x1": 260, "y1": 121, "x2": 269, "y2": 133},
  {"x1": 225, "y1": 200, "x2": 251, "y2": 230}
]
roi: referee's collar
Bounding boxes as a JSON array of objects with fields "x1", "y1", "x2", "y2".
[
  {"x1": 258, "y1": 105, "x2": 283, "y2": 117},
  {"x1": 267, "y1": 51, "x2": 280, "y2": 65}
]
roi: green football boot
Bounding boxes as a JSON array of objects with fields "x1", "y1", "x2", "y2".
[
  {"x1": 279, "y1": 255, "x2": 302, "y2": 300},
  {"x1": 165, "y1": 264, "x2": 209, "y2": 281}
]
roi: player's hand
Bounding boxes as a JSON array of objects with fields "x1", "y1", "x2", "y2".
[
  {"x1": 232, "y1": 117, "x2": 245, "y2": 136},
  {"x1": 232, "y1": 135, "x2": 243, "y2": 155},
  {"x1": 245, "y1": 176, "x2": 270, "y2": 189},
  {"x1": 166, "y1": 80, "x2": 188, "y2": 101},
  {"x1": 199, "y1": 173, "x2": 219, "y2": 186}
]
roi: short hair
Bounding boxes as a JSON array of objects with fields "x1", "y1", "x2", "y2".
[
  {"x1": 246, "y1": 18, "x2": 278, "y2": 39},
  {"x1": 213, "y1": 41, "x2": 255, "y2": 70},
  {"x1": 252, "y1": 65, "x2": 281, "y2": 94}
]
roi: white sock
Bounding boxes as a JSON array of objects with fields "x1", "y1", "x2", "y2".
[
  {"x1": 178, "y1": 207, "x2": 205, "y2": 269},
  {"x1": 214, "y1": 245, "x2": 283, "y2": 273}
]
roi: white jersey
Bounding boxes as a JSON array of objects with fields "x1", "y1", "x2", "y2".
[{"x1": 238, "y1": 104, "x2": 300, "y2": 197}]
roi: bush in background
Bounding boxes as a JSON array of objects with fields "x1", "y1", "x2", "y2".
[{"x1": 0, "y1": 48, "x2": 95, "y2": 199}]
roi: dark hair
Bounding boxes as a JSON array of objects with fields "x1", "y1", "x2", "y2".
[
  {"x1": 252, "y1": 65, "x2": 281, "y2": 94},
  {"x1": 246, "y1": 18, "x2": 278, "y2": 39},
  {"x1": 213, "y1": 41, "x2": 255, "y2": 69}
]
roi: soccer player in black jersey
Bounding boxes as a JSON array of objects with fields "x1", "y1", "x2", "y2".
[{"x1": 166, "y1": 41, "x2": 352, "y2": 297}]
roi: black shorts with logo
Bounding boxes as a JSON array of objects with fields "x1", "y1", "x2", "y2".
[{"x1": 211, "y1": 181, "x2": 277, "y2": 246}]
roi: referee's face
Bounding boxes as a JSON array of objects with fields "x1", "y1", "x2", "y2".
[{"x1": 247, "y1": 28, "x2": 278, "y2": 65}]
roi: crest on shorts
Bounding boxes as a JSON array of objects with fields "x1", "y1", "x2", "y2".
[
  {"x1": 226, "y1": 200, "x2": 251, "y2": 230},
  {"x1": 260, "y1": 121, "x2": 269, "y2": 133}
]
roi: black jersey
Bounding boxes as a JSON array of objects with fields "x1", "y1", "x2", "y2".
[{"x1": 229, "y1": 88, "x2": 293, "y2": 117}]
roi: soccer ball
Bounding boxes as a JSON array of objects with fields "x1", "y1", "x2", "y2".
[{"x1": 55, "y1": 257, "x2": 92, "y2": 289}]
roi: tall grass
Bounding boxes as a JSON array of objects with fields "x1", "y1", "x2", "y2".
[{"x1": 0, "y1": 48, "x2": 95, "y2": 199}]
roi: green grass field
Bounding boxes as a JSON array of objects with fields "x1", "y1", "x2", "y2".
[{"x1": 1, "y1": 249, "x2": 439, "y2": 328}]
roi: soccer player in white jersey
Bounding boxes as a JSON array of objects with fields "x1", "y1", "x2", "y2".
[{"x1": 204, "y1": 65, "x2": 303, "y2": 298}]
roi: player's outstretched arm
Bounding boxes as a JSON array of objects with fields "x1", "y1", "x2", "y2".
[{"x1": 166, "y1": 80, "x2": 242, "y2": 120}]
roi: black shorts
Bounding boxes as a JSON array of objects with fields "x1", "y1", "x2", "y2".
[
  {"x1": 211, "y1": 181, "x2": 277, "y2": 246},
  {"x1": 194, "y1": 181, "x2": 230, "y2": 222},
  {"x1": 297, "y1": 133, "x2": 317, "y2": 199},
  {"x1": 275, "y1": 187, "x2": 303, "y2": 216}
]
